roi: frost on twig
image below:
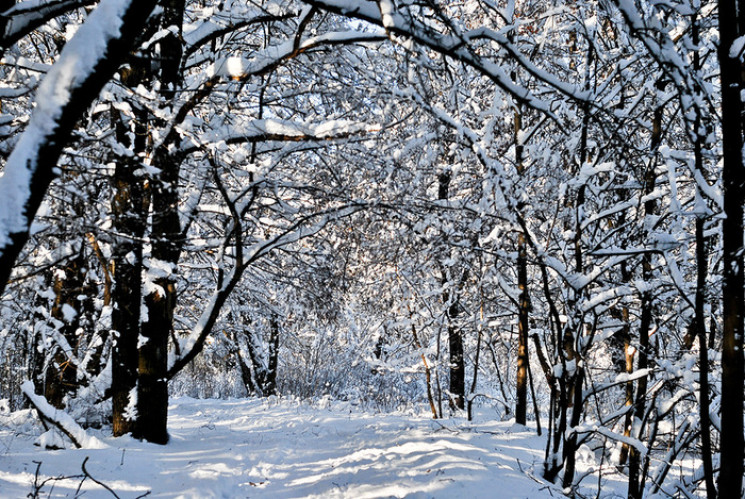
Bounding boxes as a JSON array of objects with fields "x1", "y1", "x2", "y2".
[{"x1": 21, "y1": 381, "x2": 107, "y2": 449}]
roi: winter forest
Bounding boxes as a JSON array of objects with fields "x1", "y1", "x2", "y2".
[{"x1": 0, "y1": 0, "x2": 744, "y2": 497}]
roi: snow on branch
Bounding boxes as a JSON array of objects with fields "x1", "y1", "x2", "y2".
[
  {"x1": 197, "y1": 118, "x2": 377, "y2": 151},
  {"x1": 21, "y1": 381, "x2": 108, "y2": 449},
  {"x1": 182, "y1": 10, "x2": 298, "y2": 61},
  {"x1": 572, "y1": 423, "x2": 647, "y2": 457},
  {"x1": 153, "y1": 29, "x2": 384, "y2": 161},
  {"x1": 209, "y1": 29, "x2": 387, "y2": 80}
]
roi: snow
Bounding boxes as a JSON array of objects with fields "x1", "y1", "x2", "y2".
[
  {"x1": 731, "y1": 35, "x2": 745, "y2": 59},
  {"x1": 0, "y1": 396, "x2": 592, "y2": 498},
  {"x1": 123, "y1": 386, "x2": 138, "y2": 422},
  {"x1": 217, "y1": 118, "x2": 372, "y2": 142},
  {"x1": 61, "y1": 303, "x2": 77, "y2": 323},
  {"x1": 378, "y1": 0, "x2": 396, "y2": 30}
]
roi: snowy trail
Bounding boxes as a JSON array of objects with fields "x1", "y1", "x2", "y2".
[{"x1": 0, "y1": 397, "x2": 563, "y2": 498}]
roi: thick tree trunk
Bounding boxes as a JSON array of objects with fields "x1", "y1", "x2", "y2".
[
  {"x1": 135, "y1": 0, "x2": 185, "y2": 444},
  {"x1": 717, "y1": 0, "x2": 745, "y2": 495},
  {"x1": 135, "y1": 151, "x2": 180, "y2": 443},
  {"x1": 135, "y1": 274, "x2": 174, "y2": 443},
  {"x1": 110, "y1": 155, "x2": 147, "y2": 437},
  {"x1": 111, "y1": 64, "x2": 150, "y2": 437}
]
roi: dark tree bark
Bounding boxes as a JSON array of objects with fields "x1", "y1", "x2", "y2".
[
  {"x1": 437, "y1": 169, "x2": 465, "y2": 411},
  {"x1": 446, "y1": 300, "x2": 465, "y2": 410},
  {"x1": 627, "y1": 253, "x2": 651, "y2": 499},
  {"x1": 264, "y1": 318, "x2": 281, "y2": 396},
  {"x1": 561, "y1": 364, "x2": 584, "y2": 491},
  {"x1": 135, "y1": 145, "x2": 180, "y2": 444},
  {"x1": 515, "y1": 233, "x2": 529, "y2": 425},
  {"x1": 134, "y1": 0, "x2": 185, "y2": 444},
  {"x1": 717, "y1": 0, "x2": 745, "y2": 496},
  {"x1": 232, "y1": 318, "x2": 280, "y2": 398},
  {"x1": 40, "y1": 251, "x2": 86, "y2": 409},
  {"x1": 510, "y1": 53, "x2": 531, "y2": 426},
  {"x1": 110, "y1": 96, "x2": 149, "y2": 437}
]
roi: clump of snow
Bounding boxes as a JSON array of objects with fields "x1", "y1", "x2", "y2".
[
  {"x1": 37, "y1": 429, "x2": 68, "y2": 450},
  {"x1": 61, "y1": 303, "x2": 77, "y2": 323},
  {"x1": 19, "y1": 381, "x2": 107, "y2": 450},
  {"x1": 123, "y1": 386, "x2": 138, "y2": 422}
]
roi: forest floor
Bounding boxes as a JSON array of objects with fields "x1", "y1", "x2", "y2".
[{"x1": 0, "y1": 397, "x2": 626, "y2": 498}]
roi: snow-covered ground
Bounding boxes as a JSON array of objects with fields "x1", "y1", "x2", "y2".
[{"x1": 0, "y1": 397, "x2": 617, "y2": 498}]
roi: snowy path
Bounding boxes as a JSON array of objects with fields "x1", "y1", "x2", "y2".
[{"x1": 0, "y1": 398, "x2": 565, "y2": 498}]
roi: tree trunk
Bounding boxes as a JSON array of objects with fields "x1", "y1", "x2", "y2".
[
  {"x1": 447, "y1": 304, "x2": 465, "y2": 411},
  {"x1": 468, "y1": 283, "x2": 485, "y2": 422},
  {"x1": 47, "y1": 252, "x2": 86, "y2": 408},
  {"x1": 513, "y1": 91, "x2": 531, "y2": 426},
  {"x1": 515, "y1": 232, "x2": 529, "y2": 425},
  {"x1": 609, "y1": 290, "x2": 633, "y2": 467},
  {"x1": 265, "y1": 318, "x2": 280, "y2": 397},
  {"x1": 628, "y1": 101, "x2": 660, "y2": 499},
  {"x1": 110, "y1": 153, "x2": 147, "y2": 437},
  {"x1": 111, "y1": 63, "x2": 151, "y2": 437},
  {"x1": 717, "y1": 0, "x2": 745, "y2": 495},
  {"x1": 627, "y1": 268, "x2": 651, "y2": 499},
  {"x1": 135, "y1": 0, "x2": 185, "y2": 444},
  {"x1": 561, "y1": 364, "x2": 584, "y2": 491},
  {"x1": 438, "y1": 169, "x2": 465, "y2": 411},
  {"x1": 135, "y1": 152, "x2": 179, "y2": 444}
]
